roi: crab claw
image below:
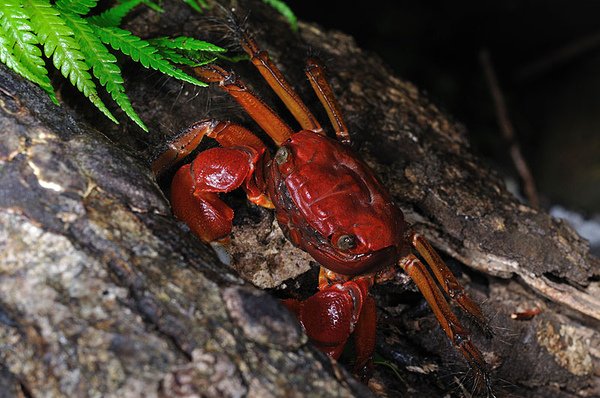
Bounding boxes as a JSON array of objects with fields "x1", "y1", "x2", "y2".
[{"x1": 283, "y1": 278, "x2": 376, "y2": 380}]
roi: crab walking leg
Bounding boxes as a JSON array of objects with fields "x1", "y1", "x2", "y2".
[
  {"x1": 409, "y1": 232, "x2": 491, "y2": 335},
  {"x1": 399, "y1": 254, "x2": 490, "y2": 383},
  {"x1": 305, "y1": 58, "x2": 351, "y2": 145},
  {"x1": 352, "y1": 291, "x2": 377, "y2": 381},
  {"x1": 240, "y1": 33, "x2": 323, "y2": 133},
  {"x1": 194, "y1": 65, "x2": 293, "y2": 145},
  {"x1": 165, "y1": 121, "x2": 273, "y2": 242}
]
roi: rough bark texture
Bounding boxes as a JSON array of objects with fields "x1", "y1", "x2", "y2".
[{"x1": 1, "y1": 1, "x2": 599, "y2": 397}]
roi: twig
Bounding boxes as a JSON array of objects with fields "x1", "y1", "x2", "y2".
[
  {"x1": 517, "y1": 31, "x2": 600, "y2": 80},
  {"x1": 480, "y1": 50, "x2": 540, "y2": 209}
]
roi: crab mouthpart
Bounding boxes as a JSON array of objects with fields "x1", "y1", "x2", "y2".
[{"x1": 307, "y1": 243, "x2": 398, "y2": 276}]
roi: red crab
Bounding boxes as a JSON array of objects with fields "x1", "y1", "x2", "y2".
[{"x1": 153, "y1": 30, "x2": 491, "y2": 390}]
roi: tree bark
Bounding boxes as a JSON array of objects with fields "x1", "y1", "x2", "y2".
[{"x1": 0, "y1": 1, "x2": 598, "y2": 397}]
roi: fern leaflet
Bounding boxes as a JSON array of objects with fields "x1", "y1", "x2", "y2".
[
  {"x1": 182, "y1": 0, "x2": 209, "y2": 13},
  {"x1": 149, "y1": 36, "x2": 223, "y2": 67},
  {"x1": 141, "y1": 1, "x2": 163, "y2": 13},
  {"x1": 87, "y1": 0, "x2": 145, "y2": 28},
  {"x1": 24, "y1": 0, "x2": 117, "y2": 123},
  {"x1": 149, "y1": 36, "x2": 225, "y2": 53},
  {"x1": 262, "y1": 0, "x2": 297, "y2": 31},
  {"x1": 0, "y1": 1, "x2": 56, "y2": 103},
  {"x1": 59, "y1": 7, "x2": 147, "y2": 131},
  {"x1": 55, "y1": 0, "x2": 99, "y2": 16},
  {"x1": 156, "y1": 47, "x2": 217, "y2": 67},
  {"x1": 93, "y1": 25, "x2": 206, "y2": 87}
]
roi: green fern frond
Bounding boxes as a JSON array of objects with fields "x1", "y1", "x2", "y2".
[
  {"x1": 156, "y1": 46, "x2": 217, "y2": 67},
  {"x1": 154, "y1": 46, "x2": 199, "y2": 66},
  {"x1": 149, "y1": 36, "x2": 224, "y2": 67},
  {"x1": 149, "y1": 36, "x2": 225, "y2": 53},
  {"x1": 59, "y1": 7, "x2": 147, "y2": 131},
  {"x1": 55, "y1": 0, "x2": 99, "y2": 16},
  {"x1": 87, "y1": 0, "x2": 145, "y2": 27},
  {"x1": 93, "y1": 25, "x2": 206, "y2": 87},
  {"x1": 24, "y1": 0, "x2": 117, "y2": 123},
  {"x1": 0, "y1": 1, "x2": 56, "y2": 103},
  {"x1": 0, "y1": 31, "x2": 55, "y2": 100},
  {"x1": 262, "y1": 0, "x2": 297, "y2": 31},
  {"x1": 0, "y1": 0, "x2": 228, "y2": 131}
]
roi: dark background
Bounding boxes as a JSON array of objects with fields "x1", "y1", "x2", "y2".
[{"x1": 293, "y1": 0, "x2": 600, "y2": 221}]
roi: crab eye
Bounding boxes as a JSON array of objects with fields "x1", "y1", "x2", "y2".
[
  {"x1": 274, "y1": 146, "x2": 290, "y2": 165},
  {"x1": 336, "y1": 234, "x2": 356, "y2": 250}
]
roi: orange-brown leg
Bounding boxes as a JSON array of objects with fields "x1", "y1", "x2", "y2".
[
  {"x1": 305, "y1": 58, "x2": 351, "y2": 145},
  {"x1": 399, "y1": 254, "x2": 491, "y2": 391},
  {"x1": 240, "y1": 33, "x2": 323, "y2": 133},
  {"x1": 194, "y1": 65, "x2": 293, "y2": 145},
  {"x1": 408, "y1": 231, "x2": 491, "y2": 336}
]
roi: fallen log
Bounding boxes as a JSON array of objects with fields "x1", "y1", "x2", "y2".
[{"x1": 1, "y1": 1, "x2": 598, "y2": 396}]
